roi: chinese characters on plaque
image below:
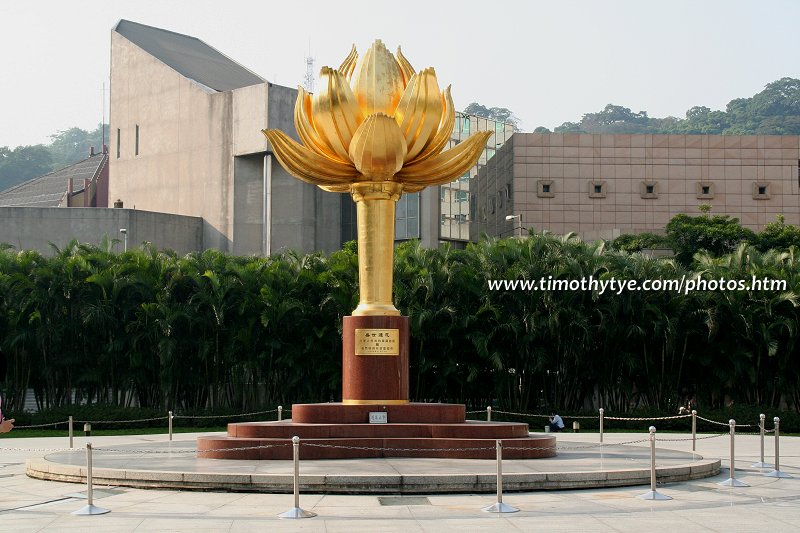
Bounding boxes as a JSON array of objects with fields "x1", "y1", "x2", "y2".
[{"x1": 354, "y1": 329, "x2": 400, "y2": 356}]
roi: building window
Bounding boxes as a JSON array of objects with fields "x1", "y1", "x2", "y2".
[
  {"x1": 395, "y1": 192, "x2": 420, "y2": 239},
  {"x1": 588, "y1": 180, "x2": 607, "y2": 199},
  {"x1": 537, "y1": 180, "x2": 555, "y2": 198},
  {"x1": 455, "y1": 190, "x2": 468, "y2": 202},
  {"x1": 696, "y1": 181, "x2": 714, "y2": 200},
  {"x1": 641, "y1": 181, "x2": 658, "y2": 199},
  {"x1": 116, "y1": 128, "x2": 121, "y2": 158},
  {"x1": 753, "y1": 182, "x2": 771, "y2": 200},
  {"x1": 135, "y1": 125, "x2": 140, "y2": 156}
]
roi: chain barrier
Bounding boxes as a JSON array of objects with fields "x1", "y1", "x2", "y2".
[
  {"x1": 76, "y1": 416, "x2": 169, "y2": 425},
  {"x1": 652, "y1": 432, "x2": 727, "y2": 443},
  {"x1": 302, "y1": 442, "x2": 498, "y2": 453},
  {"x1": 174, "y1": 409, "x2": 278, "y2": 420},
  {"x1": 605, "y1": 414, "x2": 692, "y2": 422},
  {"x1": 14, "y1": 421, "x2": 69, "y2": 429}
]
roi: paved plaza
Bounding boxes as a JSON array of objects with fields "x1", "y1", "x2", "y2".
[{"x1": 1, "y1": 430, "x2": 798, "y2": 532}]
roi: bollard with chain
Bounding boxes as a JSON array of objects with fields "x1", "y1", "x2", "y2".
[
  {"x1": 638, "y1": 426, "x2": 672, "y2": 500},
  {"x1": 486, "y1": 406, "x2": 492, "y2": 422},
  {"x1": 482, "y1": 439, "x2": 519, "y2": 513},
  {"x1": 751, "y1": 414, "x2": 772, "y2": 468},
  {"x1": 278, "y1": 405, "x2": 283, "y2": 422},
  {"x1": 168, "y1": 411, "x2": 173, "y2": 441},
  {"x1": 765, "y1": 417, "x2": 792, "y2": 478},
  {"x1": 69, "y1": 415, "x2": 74, "y2": 449},
  {"x1": 599, "y1": 408, "x2": 604, "y2": 443},
  {"x1": 71, "y1": 443, "x2": 110, "y2": 515},
  {"x1": 718, "y1": 419, "x2": 748, "y2": 487},
  {"x1": 691, "y1": 410, "x2": 697, "y2": 452},
  {"x1": 278, "y1": 436, "x2": 317, "y2": 519}
]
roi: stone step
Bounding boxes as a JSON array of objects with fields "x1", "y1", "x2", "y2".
[
  {"x1": 197, "y1": 435, "x2": 556, "y2": 460},
  {"x1": 228, "y1": 420, "x2": 531, "y2": 439}
]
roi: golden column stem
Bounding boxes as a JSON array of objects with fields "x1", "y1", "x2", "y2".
[{"x1": 351, "y1": 182, "x2": 403, "y2": 316}]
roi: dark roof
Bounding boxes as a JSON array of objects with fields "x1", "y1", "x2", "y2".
[
  {"x1": 114, "y1": 19, "x2": 265, "y2": 92},
  {"x1": 0, "y1": 153, "x2": 107, "y2": 207}
]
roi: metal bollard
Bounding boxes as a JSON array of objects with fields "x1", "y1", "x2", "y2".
[
  {"x1": 751, "y1": 414, "x2": 772, "y2": 468},
  {"x1": 278, "y1": 405, "x2": 283, "y2": 422},
  {"x1": 168, "y1": 411, "x2": 173, "y2": 441},
  {"x1": 691, "y1": 410, "x2": 697, "y2": 452},
  {"x1": 638, "y1": 426, "x2": 672, "y2": 500},
  {"x1": 599, "y1": 408, "x2": 604, "y2": 444},
  {"x1": 278, "y1": 436, "x2": 317, "y2": 519},
  {"x1": 84, "y1": 423, "x2": 91, "y2": 437},
  {"x1": 765, "y1": 417, "x2": 792, "y2": 478},
  {"x1": 69, "y1": 416, "x2": 74, "y2": 449},
  {"x1": 482, "y1": 439, "x2": 519, "y2": 513},
  {"x1": 72, "y1": 443, "x2": 110, "y2": 515},
  {"x1": 486, "y1": 406, "x2": 492, "y2": 422},
  {"x1": 718, "y1": 419, "x2": 748, "y2": 487}
]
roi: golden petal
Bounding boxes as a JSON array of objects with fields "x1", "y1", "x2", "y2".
[
  {"x1": 311, "y1": 67, "x2": 364, "y2": 162},
  {"x1": 338, "y1": 44, "x2": 358, "y2": 81},
  {"x1": 351, "y1": 40, "x2": 405, "y2": 116},
  {"x1": 395, "y1": 46, "x2": 415, "y2": 85},
  {"x1": 263, "y1": 129, "x2": 358, "y2": 187},
  {"x1": 320, "y1": 184, "x2": 352, "y2": 193},
  {"x1": 348, "y1": 113, "x2": 407, "y2": 181},
  {"x1": 397, "y1": 131, "x2": 492, "y2": 186},
  {"x1": 410, "y1": 85, "x2": 455, "y2": 164},
  {"x1": 394, "y1": 67, "x2": 443, "y2": 162},
  {"x1": 295, "y1": 86, "x2": 344, "y2": 162}
]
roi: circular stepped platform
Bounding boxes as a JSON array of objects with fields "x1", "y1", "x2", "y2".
[{"x1": 197, "y1": 403, "x2": 556, "y2": 460}]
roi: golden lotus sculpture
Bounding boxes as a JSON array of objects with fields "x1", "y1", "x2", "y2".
[{"x1": 263, "y1": 40, "x2": 491, "y2": 316}]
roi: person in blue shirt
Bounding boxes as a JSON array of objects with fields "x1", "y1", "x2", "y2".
[{"x1": 548, "y1": 411, "x2": 565, "y2": 432}]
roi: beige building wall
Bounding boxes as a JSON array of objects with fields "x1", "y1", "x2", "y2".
[
  {"x1": 110, "y1": 31, "x2": 236, "y2": 250},
  {"x1": 109, "y1": 25, "x2": 341, "y2": 256},
  {"x1": 473, "y1": 133, "x2": 800, "y2": 240}
]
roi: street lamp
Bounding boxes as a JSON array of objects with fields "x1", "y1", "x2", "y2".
[
  {"x1": 119, "y1": 228, "x2": 128, "y2": 252},
  {"x1": 505, "y1": 214, "x2": 522, "y2": 237}
]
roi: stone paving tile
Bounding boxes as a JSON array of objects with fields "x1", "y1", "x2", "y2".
[{"x1": 1, "y1": 431, "x2": 798, "y2": 532}]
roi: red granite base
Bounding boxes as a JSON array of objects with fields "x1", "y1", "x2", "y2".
[{"x1": 197, "y1": 403, "x2": 556, "y2": 460}]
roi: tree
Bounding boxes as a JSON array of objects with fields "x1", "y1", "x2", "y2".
[
  {"x1": 0, "y1": 145, "x2": 53, "y2": 191},
  {"x1": 47, "y1": 124, "x2": 107, "y2": 170},
  {"x1": 665, "y1": 213, "x2": 755, "y2": 265},
  {"x1": 463, "y1": 102, "x2": 520, "y2": 130},
  {"x1": 754, "y1": 215, "x2": 800, "y2": 252}
]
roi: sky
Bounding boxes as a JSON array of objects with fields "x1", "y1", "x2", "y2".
[{"x1": 1, "y1": 0, "x2": 799, "y2": 148}]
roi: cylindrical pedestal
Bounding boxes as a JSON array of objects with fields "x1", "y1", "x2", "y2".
[{"x1": 342, "y1": 315, "x2": 409, "y2": 404}]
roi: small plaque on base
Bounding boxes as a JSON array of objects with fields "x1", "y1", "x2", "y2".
[
  {"x1": 355, "y1": 329, "x2": 399, "y2": 355},
  {"x1": 369, "y1": 412, "x2": 388, "y2": 424}
]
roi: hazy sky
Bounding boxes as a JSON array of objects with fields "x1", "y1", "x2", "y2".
[{"x1": 1, "y1": 0, "x2": 798, "y2": 148}]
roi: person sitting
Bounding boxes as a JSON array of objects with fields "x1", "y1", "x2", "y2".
[{"x1": 548, "y1": 411, "x2": 565, "y2": 432}]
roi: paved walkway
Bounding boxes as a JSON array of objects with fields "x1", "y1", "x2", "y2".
[{"x1": 1, "y1": 431, "x2": 798, "y2": 532}]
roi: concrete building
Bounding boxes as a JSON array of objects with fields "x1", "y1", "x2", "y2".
[
  {"x1": 110, "y1": 19, "x2": 341, "y2": 255},
  {"x1": 472, "y1": 133, "x2": 800, "y2": 240}
]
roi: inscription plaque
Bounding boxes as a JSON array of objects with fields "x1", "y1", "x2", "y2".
[{"x1": 354, "y1": 328, "x2": 399, "y2": 356}]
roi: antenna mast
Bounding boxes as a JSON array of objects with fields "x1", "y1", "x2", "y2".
[{"x1": 303, "y1": 44, "x2": 315, "y2": 93}]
